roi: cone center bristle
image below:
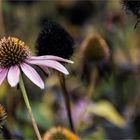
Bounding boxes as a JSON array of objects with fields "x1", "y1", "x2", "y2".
[{"x1": 0, "y1": 37, "x2": 30, "y2": 68}]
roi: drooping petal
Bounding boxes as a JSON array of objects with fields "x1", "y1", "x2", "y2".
[
  {"x1": 28, "y1": 59, "x2": 69, "y2": 75},
  {"x1": 30, "y1": 55, "x2": 74, "y2": 64},
  {"x1": 7, "y1": 66, "x2": 20, "y2": 87},
  {"x1": 20, "y1": 63, "x2": 44, "y2": 89},
  {"x1": 0, "y1": 69, "x2": 8, "y2": 85}
]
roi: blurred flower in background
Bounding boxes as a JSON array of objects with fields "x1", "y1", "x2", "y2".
[
  {"x1": 80, "y1": 32, "x2": 109, "y2": 62},
  {"x1": 58, "y1": 98, "x2": 93, "y2": 129},
  {"x1": 43, "y1": 126, "x2": 80, "y2": 140}
]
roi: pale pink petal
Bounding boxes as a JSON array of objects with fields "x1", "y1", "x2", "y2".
[
  {"x1": 0, "y1": 69, "x2": 8, "y2": 85},
  {"x1": 30, "y1": 55, "x2": 74, "y2": 64},
  {"x1": 20, "y1": 63, "x2": 44, "y2": 89},
  {"x1": 7, "y1": 66, "x2": 20, "y2": 87},
  {"x1": 28, "y1": 59, "x2": 69, "y2": 75}
]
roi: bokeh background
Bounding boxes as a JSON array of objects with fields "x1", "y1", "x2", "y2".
[{"x1": 0, "y1": 0, "x2": 140, "y2": 139}]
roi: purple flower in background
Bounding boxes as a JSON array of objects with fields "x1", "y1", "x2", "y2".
[
  {"x1": 58, "y1": 99, "x2": 93, "y2": 127},
  {"x1": 0, "y1": 37, "x2": 73, "y2": 89}
]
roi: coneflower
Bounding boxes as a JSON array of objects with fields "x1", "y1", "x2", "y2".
[
  {"x1": 0, "y1": 37, "x2": 73, "y2": 88},
  {"x1": 80, "y1": 33, "x2": 109, "y2": 62},
  {"x1": 43, "y1": 126, "x2": 80, "y2": 140},
  {"x1": 35, "y1": 20, "x2": 75, "y2": 132},
  {"x1": 79, "y1": 32, "x2": 110, "y2": 84},
  {"x1": 0, "y1": 36, "x2": 73, "y2": 140}
]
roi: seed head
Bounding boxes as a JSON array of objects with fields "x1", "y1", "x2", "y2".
[
  {"x1": 0, "y1": 37, "x2": 30, "y2": 68},
  {"x1": 80, "y1": 33, "x2": 109, "y2": 62},
  {"x1": 35, "y1": 20, "x2": 74, "y2": 59}
]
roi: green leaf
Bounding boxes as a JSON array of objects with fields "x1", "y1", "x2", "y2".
[{"x1": 88, "y1": 100, "x2": 125, "y2": 128}]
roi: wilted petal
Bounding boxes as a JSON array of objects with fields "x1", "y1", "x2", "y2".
[
  {"x1": 7, "y1": 66, "x2": 20, "y2": 87},
  {"x1": 20, "y1": 63, "x2": 44, "y2": 89},
  {"x1": 28, "y1": 59, "x2": 69, "y2": 75},
  {"x1": 0, "y1": 69, "x2": 8, "y2": 85},
  {"x1": 30, "y1": 55, "x2": 74, "y2": 64}
]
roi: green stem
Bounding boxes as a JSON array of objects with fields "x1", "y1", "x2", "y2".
[{"x1": 19, "y1": 76, "x2": 42, "y2": 140}]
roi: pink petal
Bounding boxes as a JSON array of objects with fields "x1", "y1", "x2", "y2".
[
  {"x1": 28, "y1": 59, "x2": 69, "y2": 75},
  {"x1": 20, "y1": 63, "x2": 44, "y2": 89},
  {"x1": 30, "y1": 55, "x2": 74, "y2": 64},
  {"x1": 0, "y1": 69, "x2": 8, "y2": 85},
  {"x1": 7, "y1": 66, "x2": 20, "y2": 87}
]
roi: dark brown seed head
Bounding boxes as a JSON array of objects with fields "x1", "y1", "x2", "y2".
[{"x1": 35, "y1": 20, "x2": 74, "y2": 59}]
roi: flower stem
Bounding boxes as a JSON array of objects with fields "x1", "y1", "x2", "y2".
[
  {"x1": 19, "y1": 76, "x2": 42, "y2": 140},
  {"x1": 58, "y1": 73, "x2": 75, "y2": 133}
]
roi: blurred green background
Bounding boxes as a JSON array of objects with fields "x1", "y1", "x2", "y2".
[{"x1": 0, "y1": 0, "x2": 140, "y2": 139}]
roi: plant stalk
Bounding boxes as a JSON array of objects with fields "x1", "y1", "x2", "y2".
[
  {"x1": 19, "y1": 76, "x2": 42, "y2": 140},
  {"x1": 58, "y1": 73, "x2": 75, "y2": 133}
]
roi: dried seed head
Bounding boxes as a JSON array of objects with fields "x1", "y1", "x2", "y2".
[
  {"x1": 35, "y1": 20, "x2": 74, "y2": 59},
  {"x1": 0, "y1": 37, "x2": 30, "y2": 68},
  {"x1": 43, "y1": 127, "x2": 80, "y2": 140},
  {"x1": 80, "y1": 33, "x2": 110, "y2": 62}
]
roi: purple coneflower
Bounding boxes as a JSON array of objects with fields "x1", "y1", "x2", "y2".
[{"x1": 0, "y1": 37, "x2": 73, "y2": 89}]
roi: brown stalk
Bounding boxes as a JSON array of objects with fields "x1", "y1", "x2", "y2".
[{"x1": 58, "y1": 72, "x2": 75, "y2": 133}]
